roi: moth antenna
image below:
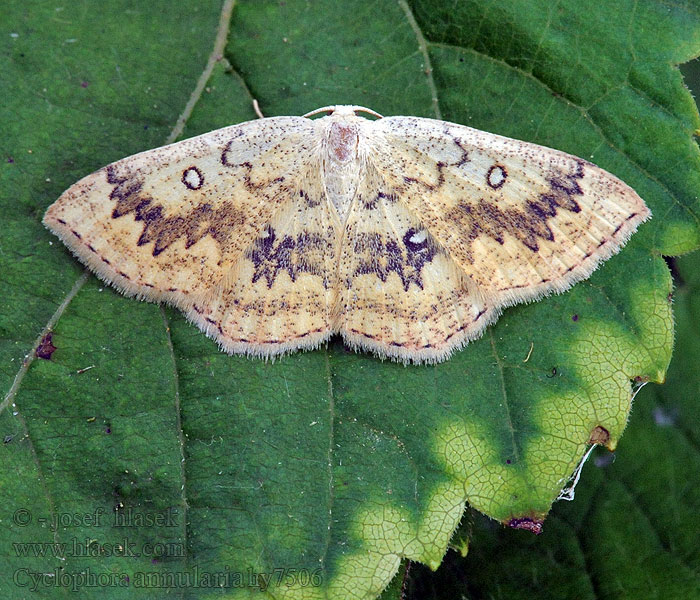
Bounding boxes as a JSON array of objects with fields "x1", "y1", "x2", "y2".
[
  {"x1": 303, "y1": 106, "x2": 339, "y2": 118},
  {"x1": 303, "y1": 106, "x2": 384, "y2": 119}
]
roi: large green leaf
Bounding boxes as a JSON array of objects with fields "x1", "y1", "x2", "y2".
[
  {"x1": 1, "y1": 1, "x2": 697, "y2": 598},
  {"x1": 403, "y1": 250, "x2": 700, "y2": 599}
]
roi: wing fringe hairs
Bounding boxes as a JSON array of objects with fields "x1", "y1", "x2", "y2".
[{"x1": 44, "y1": 106, "x2": 650, "y2": 364}]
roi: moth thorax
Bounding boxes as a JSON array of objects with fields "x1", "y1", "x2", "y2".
[
  {"x1": 323, "y1": 121, "x2": 362, "y2": 222},
  {"x1": 327, "y1": 121, "x2": 359, "y2": 162}
]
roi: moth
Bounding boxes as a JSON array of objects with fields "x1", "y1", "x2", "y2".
[{"x1": 44, "y1": 105, "x2": 649, "y2": 363}]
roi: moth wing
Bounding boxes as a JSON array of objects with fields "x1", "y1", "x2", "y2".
[
  {"x1": 335, "y1": 163, "x2": 497, "y2": 363},
  {"x1": 367, "y1": 117, "x2": 650, "y2": 308},
  {"x1": 185, "y1": 168, "x2": 340, "y2": 357},
  {"x1": 43, "y1": 116, "x2": 320, "y2": 309}
]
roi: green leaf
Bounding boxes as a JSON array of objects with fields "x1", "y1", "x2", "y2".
[
  {"x1": 404, "y1": 250, "x2": 700, "y2": 599},
  {"x1": 1, "y1": 1, "x2": 697, "y2": 598}
]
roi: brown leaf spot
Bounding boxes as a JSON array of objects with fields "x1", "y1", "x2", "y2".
[
  {"x1": 507, "y1": 517, "x2": 544, "y2": 535},
  {"x1": 588, "y1": 425, "x2": 610, "y2": 445},
  {"x1": 36, "y1": 333, "x2": 57, "y2": 359}
]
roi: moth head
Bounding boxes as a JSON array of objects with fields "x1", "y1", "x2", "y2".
[{"x1": 309, "y1": 106, "x2": 383, "y2": 163}]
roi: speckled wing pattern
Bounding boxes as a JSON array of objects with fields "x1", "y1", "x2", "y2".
[
  {"x1": 343, "y1": 115, "x2": 650, "y2": 362},
  {"x1": 44, "y1": 106, "x2": 649, "y2": 364},
  {"x1": 336, "y1": 160, "x2": 491, "y2": 364},
  {"x1": 44, "y1": 116, "x2": 340, "y2": 353}
]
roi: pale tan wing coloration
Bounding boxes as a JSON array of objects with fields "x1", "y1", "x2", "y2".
[
  {"x1": 336, "y1": 161, "x2": 498, "y2": 364},
  {"x1": 43, "y1": 115, "x2": 345, "y2": 357},
  {"x1": 187, "y1": 171, "x2": 340, "y2": 357},
  {"x1": 44, "y1": 117, "x2": 319, "y2": 306},
  {"x1": 368, "y1": 117, "x2": 650, "y2": 309},
  {"x1": 44, "y1": 106, "x2": 649, "y2": 364}
]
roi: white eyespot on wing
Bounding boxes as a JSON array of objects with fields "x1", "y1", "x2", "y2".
[{"x1": 486, "y1": 164, "x2": 507, "y2": 189}]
